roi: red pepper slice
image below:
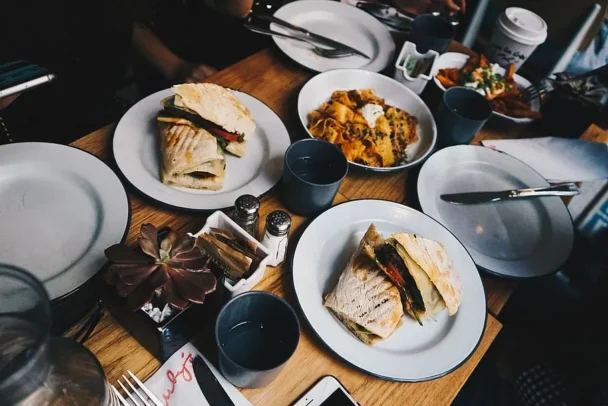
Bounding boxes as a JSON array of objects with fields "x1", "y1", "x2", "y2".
[
  {"x1": 385, "y1": 263, "x2": 405, "y2": 287},
  {"x1": 208, "y1": 126, "x2": 239, "y2": 142}
]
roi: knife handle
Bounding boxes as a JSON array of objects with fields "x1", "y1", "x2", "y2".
[
  {"x1": 257, "y1": 14, "x2": 306, "y2": 34},
  {"x1": 515, "y1": 183, "x2": 580, "y2": 198}
]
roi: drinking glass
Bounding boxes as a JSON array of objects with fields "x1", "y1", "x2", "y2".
[{"x1": 0, "y1": 263, "x2": 114, "y2": 405}]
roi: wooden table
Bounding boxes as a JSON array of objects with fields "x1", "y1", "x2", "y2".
[{"x1": 69, "y1": 45, "x2": 520, "y2": 405}]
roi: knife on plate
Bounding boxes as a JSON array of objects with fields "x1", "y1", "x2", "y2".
[
  {"x1": 440, "y1": 183, "x2": 580, "y2": 204},
  {"x1": 192, "y1": 355, "x2": 235, "y2": 406},
  {"x1": 255, "y1": 14, "x2": 371, "y2": 59}
]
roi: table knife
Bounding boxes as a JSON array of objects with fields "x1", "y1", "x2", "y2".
[
  {"x1": 440, "y1": 183, "x2": 580, "y2": 205},
  {"x1": 192, "y1": 355, "x2": 235, "y2": 406},
  {"x1": 256, "y1": 14, "x2": 371, "y2": 59}
]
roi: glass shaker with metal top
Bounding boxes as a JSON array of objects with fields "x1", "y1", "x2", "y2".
[
  {"x1": 232, "y1": 194, "x2": 260, "y2": 239},
  {"x1": 261, "y1": 210, "x2": 291, "y2": 267}
]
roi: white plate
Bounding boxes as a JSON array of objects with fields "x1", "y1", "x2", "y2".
[
  {"x1": 0, "y1": 143, "x2": 130, "y2": 300},
  {"x1": 430, "y1": 52, "x2": 541, "y2": 124},
  {"x1": 298, "y1": 69, "x2": 437, "y2": 173},
  {"x1": 272, "y1": 0, "x2": 395, "y2": 73},
  {"x1": 113, "y1": 88, "x2": 291, "y2": 211},
  {"x1": 292, "y1": 199, "x2": 486, "y2": 381},
  {"x1": 418, "y1": 145, "x2": 573, "y2": 278}
]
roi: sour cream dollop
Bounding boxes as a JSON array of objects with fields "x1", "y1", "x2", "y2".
[{"x1": 359, "y1": 104, "x2": 384, "y2": 129}]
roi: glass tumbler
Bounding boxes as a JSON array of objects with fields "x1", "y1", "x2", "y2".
[{"x1": 0, "y1": 263, "x2": 115, "y2": 405}]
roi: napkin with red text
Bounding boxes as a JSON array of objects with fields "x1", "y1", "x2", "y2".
[
  {"x1": 141, "y1": 343, "x2": 251, "y2": 406},
  {"x1": 481, "y1": 137, "x2": 608, "y2": 182}
]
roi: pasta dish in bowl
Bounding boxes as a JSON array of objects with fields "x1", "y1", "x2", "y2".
[{"x1": 298, "y1": 69, "x2": 437, "y2": 172}]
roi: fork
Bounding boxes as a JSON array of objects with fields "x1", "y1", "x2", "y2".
[
  {"x1": 110, "y1": 370, "x2": 163, "y2": 406},
  {"x1": 243, "y1": 24, "x2": 355, "y2": 58},
  {"x1": 521, "y1": 63, "x2": 608, "y2": 101}
]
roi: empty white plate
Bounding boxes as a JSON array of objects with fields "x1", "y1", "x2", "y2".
[
  {"x1": 418, "y1": 145, "x2": 574, "y2": 278},
  {"x1": 113, "y1": 88, "x2": 291, "y2": 211},
  {"x1": 292, "y1": 199, "x2": 486, "y2": 381},
  {"x1": 0, "y1": 143, "x2": 130, "y2": 300},
  {"x1": 272, "y1": 0, "x2": 395, "y2": 73}
]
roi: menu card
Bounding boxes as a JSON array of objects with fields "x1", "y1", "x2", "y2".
[{"x1": 129, "y1": 343, "x2": 251, "y2": 406}]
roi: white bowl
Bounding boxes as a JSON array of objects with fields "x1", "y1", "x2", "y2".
[
  {"x1": 297, "y1": 69, "x2": 437, "y2": 173},
  {"x1": 430, "y1": 52, "x2": 541, "y2": 124},
  {"x1": 191, "y1": 211, "x2": 270, "y2": 298}
]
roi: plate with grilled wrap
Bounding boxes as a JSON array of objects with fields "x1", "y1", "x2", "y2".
[
  {"x1": 292, "y1": 199, "x2": 486, "y2": 381},
  {"x1": 113, "y1": 84, "x2": 290, "y2": 211}
]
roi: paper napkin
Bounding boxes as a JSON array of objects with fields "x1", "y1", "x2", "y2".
[
  {"x1": 481, "y1": 137, "x2": 608, "y2": 182},
  {"x1": 133, "y1": 343, "x2": 251, "y2": 406}
]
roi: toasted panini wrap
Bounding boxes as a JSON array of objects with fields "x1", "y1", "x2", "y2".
[
  {"x1": 324, "y1": 225, "x2": 404, "y2": 345},
  {"x1": 159, "y1": 123, "x2": 225, "y2": 190},
  {"x1": 363, "y1": 226, "x2": 461, "y2": 324}
]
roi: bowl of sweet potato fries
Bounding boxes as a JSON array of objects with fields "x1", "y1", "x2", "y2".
[{"x1": 432, "y1": 52, "x2": 542, "y2": 123}]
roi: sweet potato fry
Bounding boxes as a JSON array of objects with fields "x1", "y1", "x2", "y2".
[
  {"x1": 436, "y1": 74, "x2": 458, "y2": 88},
  {"x1": 507, "y1": 109, "x2": 543, "y2": 119},
  {"x1": 505, "y1": 63, "x2": 515, "y2": 80},
  {"x1": 479, "y1": 54, "x2": 489, "y2": 67}
]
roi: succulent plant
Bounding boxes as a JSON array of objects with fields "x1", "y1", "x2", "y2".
[{"x1": 104, "y1": 224, "x2": 217, "y2": 311}]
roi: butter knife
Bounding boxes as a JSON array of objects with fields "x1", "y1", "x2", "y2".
[
  {"x1": 192, "y1": 356, "x2": 235, "y2": 406},
  {"x1": 440, "y1": 183, "x2": 580, "y2": 205},
  {"x1": 256, "y1": 14, "x2": 371, "y2": 59}
]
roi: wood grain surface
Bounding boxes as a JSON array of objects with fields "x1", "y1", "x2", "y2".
[{"x1": 68, "y1": 45, "x2": 519, "y2": 405}]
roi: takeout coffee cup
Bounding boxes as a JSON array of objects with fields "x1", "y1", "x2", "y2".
[
  {"x1": 279, "y1": 138, "x2": 348, "y2": 217},
  {"x1": 435, "y1": 87, "x2": 492, "y2": 147},
  {"x1": 487, "y1": 7, "x2": 547, "y2": 71},
  {"x1": 409, "y1": 14, "x2": 455, "y2": 54},
  {"x1": 215, "y1": 291, "x2": 300, "y2": 388}
]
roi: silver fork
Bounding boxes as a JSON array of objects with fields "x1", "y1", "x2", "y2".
[
  {"x1": 522, "y1": 63, "x2": 608, "y2": 101},
  {"x1": 110, "y1": 370, "x2": 163, "y2": 406},
  {"x1": 243, "y1": 24, "x2": 355, "y2": 58}
]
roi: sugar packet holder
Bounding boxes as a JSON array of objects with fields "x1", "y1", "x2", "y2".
[
  {"x1": 393, "y1": 41, "x2": 439, "y2": 94},
  {"x1": 189, "y1": 211, "x2": 270, "y2": 298}
]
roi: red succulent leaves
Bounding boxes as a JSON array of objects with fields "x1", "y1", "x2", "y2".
[{"x1": 104, "y1": 224, "x2": 217, "y2": 311}]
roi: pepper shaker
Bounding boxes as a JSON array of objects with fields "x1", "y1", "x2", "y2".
[
  {"x1": 261, "y1": 210, "x2": 291, "y2": 267},
  {"x1": 232, "y1": 194, "x2": 260, "y2": 239}
]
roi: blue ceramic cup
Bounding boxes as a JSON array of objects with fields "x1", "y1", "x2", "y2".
[
  {"x1": 410, "y1": 14, "x2": 455, "y2": 54},
  {"x1": 280, "y1": 138, "x2": 348, "y2": 217},
  {"x1": 435, "y1": 87, "x2": 493, "y2": 147},
  {"x1": 215, "y1": 291, "x2": 300, "y2": 389}
]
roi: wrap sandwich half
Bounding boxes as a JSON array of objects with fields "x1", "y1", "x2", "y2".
[
  {"x1": 158, "y1": 123, "x2": 226, "y2": 190},
  {"x1": 157, "y1": 83, "x2": 255, "y2": 157},
  {"x1": 324, "y1": 225, "x2": 404, "y2": 345},
  {"x1": 363, "y1": 225, "x2": 463, "y2": 325}
]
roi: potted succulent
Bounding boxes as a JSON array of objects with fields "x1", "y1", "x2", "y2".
[{"x1": 103, "y1": 224, "x2": 226, "y2": 361}]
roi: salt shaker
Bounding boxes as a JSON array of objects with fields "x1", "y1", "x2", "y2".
[
  {"x1": 261, "y1": 210, "x2": 291, "y2": 267},
  {"x1": 232, "y1": 194, "x2": 260, "y2": 239}
]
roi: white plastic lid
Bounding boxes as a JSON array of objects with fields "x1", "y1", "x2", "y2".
[{"x1": 499, "y1": 7, "x2": 548, "y2": 45}]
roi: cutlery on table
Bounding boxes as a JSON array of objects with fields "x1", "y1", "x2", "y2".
[
  {"x1": 111, "y1": 370, "x2": 163, "y2": 406},
  {"x1": 253, "y1": 14, "x2": 371, "y2": 59},
  {"x1": 244, "y1": 24, "x2": 356, "y2": 58},
  {"x1": 193, "y1": 355, "x2": 236, "y2": 406},
  {"x1": 522, "y1": 63, "x2": 608, "y2": 101},
  {"x1": 440, "y1": 182, "x2": 580, "y2": 205}
]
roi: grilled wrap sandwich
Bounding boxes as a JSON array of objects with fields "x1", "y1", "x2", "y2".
[
  {"x1": 324, "y1": 225, "x2": 404, "y2": 345},
  {"x1": 157, "y1": 83, "x2": 255, "y2": 157},
  {"x1": 363, "y1": 225, "x2": 462, "y2": 325},
  {"x1": 158, "y1": 123, "x2": 225, "y2": 190}
]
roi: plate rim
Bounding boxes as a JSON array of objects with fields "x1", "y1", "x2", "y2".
[
  {"x1": 297, "y1": 68, "x2": 438, "y2": 174},
  {"x1": 272, "y1": 0, "x2": 396, "y2": 74},
  {"x1": 290, "y1": 198, "x2": 487, "y2": 382},
  {"x1": 417, "y1": 144, "x2": 574, "y2": 279},
  {"x1": 430, "y1": 52, "x2": 540, "y2": 123},
  {"x1": 0, "y1": 142, "x2": 131, "y2": 300},
  {"x1": 112, "y1": 87, "x2": 291, "y2": 212}
]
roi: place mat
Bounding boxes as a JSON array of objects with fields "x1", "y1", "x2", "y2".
[{"x1": 481, "y1": 137, "x2": 608, "y2": 183}]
